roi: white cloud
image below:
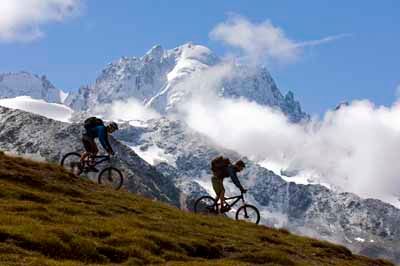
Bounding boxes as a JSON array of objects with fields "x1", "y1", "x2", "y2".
[
  {"x1": 210, "y1": 15, "x2": 349, "y2": 65},
  {"x1": 297, "y1": 33, "x2": 352, "y2": 47},
  {"x1": 189, "y1": 97, "x2": 400, "y2": 206},
  {"x1": 92, "y1": 98, "x2": 161, "y2": 122},
  {"x1": 0, "y1": 0, "x2": 83, "y2": 42}
]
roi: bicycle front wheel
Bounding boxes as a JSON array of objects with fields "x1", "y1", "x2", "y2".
[
  {"x1": 98, "y1": 167, "x2": 123, "y2": 190},
  {"x1": 60, "y1": 152, "x2": 82, "y2": 175},
  {"x1": 235, "y1": 204, "x2": 260, "y2": 224},
  {"x1": 194, "y1": 196, "x2": 217, "y2": 215}
]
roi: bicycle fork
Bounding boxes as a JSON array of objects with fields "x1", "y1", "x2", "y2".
[{"x1": 242, "y1": 197, "x2": 249, "y2": 218}]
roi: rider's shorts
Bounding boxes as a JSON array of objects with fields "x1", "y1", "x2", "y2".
[
  {"x1": 82, "y1": 134, "x2": 98, "y2": 154},
  {"x1": 211, "y1": 176, "x2": 224, "y2": 196}
]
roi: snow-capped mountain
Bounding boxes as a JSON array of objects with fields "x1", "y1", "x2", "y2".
[
  {"x1": 65, "y1": 43, "x2": 307, "y2": 122},
  {"x1": 0, "y1": 72, "x2": 67, "y2": 103}
]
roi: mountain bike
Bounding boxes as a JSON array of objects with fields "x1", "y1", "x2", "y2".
[
  {"x1": 194, "y1": 191, "x2": 260, "y2": 224},
  {"x1": 60, "y1": 152, "x2": 124, "y2": 190}
]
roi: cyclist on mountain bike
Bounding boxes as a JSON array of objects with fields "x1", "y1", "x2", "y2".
[
  {"x1": 80, "y1": 117, "x2": 119, "y2": 172},
  {"x1": 211, "y1": 157, "x2": 246, "y2": 213}
]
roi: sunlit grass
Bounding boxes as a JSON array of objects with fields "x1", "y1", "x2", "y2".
[{"x1": 0, "y1": 152, "x2": 394, "y2": 265}]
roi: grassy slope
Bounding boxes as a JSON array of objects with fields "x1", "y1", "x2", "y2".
[{"x1": 0, "y1": 152, "x2": 394, "y2": 266}]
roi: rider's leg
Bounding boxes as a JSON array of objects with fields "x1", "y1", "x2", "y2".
[
  {"x1": 220, "y1": 188, "x2": 227, "y2": 213},
  {"x1": 212, "y1": 176, "x2": 223, "y2": 213},
  {"x1": 81, "y1": 134, "x2": 93, "y2": 162},
  {"x1": 80, "y1": 152, "x2": 88, "y2": 162},
  {"x1": 81, "y1": 135, "x2": 99, "y2": 171}
]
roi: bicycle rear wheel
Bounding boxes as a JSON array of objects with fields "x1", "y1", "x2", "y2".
[
  {"x1": 98, "y1": 167, "x2": 123, "y2": 190},
  {"x1": 60, "y1": 152, "x2": 83, "y2": 175},
  {"x1": 194, "y1": 196, "x2": 217, "y2": 215},
  {"x1": 235, "y1": 204, "x2": 260, "y2": 224}
]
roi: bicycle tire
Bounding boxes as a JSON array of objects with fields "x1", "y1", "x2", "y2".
[
  {"x1": 60, "y1": 152, "x2": 82, "y2": 175},
  {"x1": 194, "y1": 195, "x2": 217, "y2": 215},
  {"x1": 235, "y1": 204, "x2": 260, "y2": 224},
  {"x1": 98, "y1": 167, "x2": 123, "y2": 190}
]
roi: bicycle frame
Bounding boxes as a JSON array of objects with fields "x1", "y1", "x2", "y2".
[
  {"x1": 86, "y1": 155, "x2": 110, "y2": 167},
  {"x1": 95, "y1": 155, "x2": 110, "y2": 164},
  {"x1": 223, "y1": 193, "x2": 245, "y2": 208}
]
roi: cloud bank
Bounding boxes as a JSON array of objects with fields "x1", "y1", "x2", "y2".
[
  {"x1": 210, "y1": 15, "x2": 349, "y2": 65},
  {"x1": 0, "y1": 0, "x2": 83, "y2": 42},
  {"x1": 178, "y1": 65, "x2": 400, "y2": 206}
]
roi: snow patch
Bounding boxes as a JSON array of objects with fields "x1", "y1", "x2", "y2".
[
  {"x1": 129, "y1": 144, "x2": 176, "y2": 167},
  {"x1": 195, "y1": 178, "x2": 215, "y2": 196},
  {"x1": 59, "y1": 90, "x2": 69, "y2": 103},
  {"x1": 128, "y1": 120, "x2": 148, "y2": 128},
  {"x1": 0, "y1": 96, "x2": 73, "y2": 122},
  {"x1": 257, "y1": 159, "x2": 332, "y2": 189}
]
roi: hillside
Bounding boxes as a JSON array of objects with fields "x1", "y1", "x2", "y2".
[
  {"x1": 0, "y1": 152, "x2": 393, "y2": 265},
  {"x1": 0, "y1": 106, "x2": 181, "y2": 207}
]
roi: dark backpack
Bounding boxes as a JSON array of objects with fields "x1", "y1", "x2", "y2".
[
  {"x1": 211, "y1": 156, "x2": 231, "y2": 179},
  {"x1": 84, "y1": 117, "x2": 104, "y2": 131}
]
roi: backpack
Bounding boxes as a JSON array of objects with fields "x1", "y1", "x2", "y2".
[
  {"x1": 84, "y1": 117, "x2": 104, "y2": 131},
  {"x1": 211, "y1": 156, "x2": 231, "y2": 179}
]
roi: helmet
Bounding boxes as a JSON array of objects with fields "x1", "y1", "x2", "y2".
[
  {"x1": 108, "y1": 122, "x2": 119, "y2": 131},
  {"x1": 235, "y1": 160, "x2": 246, "y2": 169}
]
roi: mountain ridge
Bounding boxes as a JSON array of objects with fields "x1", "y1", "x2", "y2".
[
  {"x1": 0, "y1": 71, "x2": 67, "y2": 103},
  {"x1": 64, "y1": 43, "x2": 307, "y2": 122}
]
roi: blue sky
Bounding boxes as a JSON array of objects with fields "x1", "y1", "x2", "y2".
[{"x1": 1, "y1": 0, "x2": 399, "y2": 114}]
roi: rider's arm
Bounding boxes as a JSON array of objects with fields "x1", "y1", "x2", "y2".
[
  {"x1": 98, "y1": 126, "x2": 113, "y2": 153},
  {"x1": 228, "y1": 165, "x2": 245, "y2": 191}
]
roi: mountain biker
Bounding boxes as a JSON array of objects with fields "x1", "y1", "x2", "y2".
[
  {"x1": 80, "y1": 118, "x2": 119, "y2": 172},
  {"x1": 211, "y1": 158, "x2": 246, "y2": 213}
]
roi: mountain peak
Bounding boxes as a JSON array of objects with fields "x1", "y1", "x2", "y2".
[
  {"x1": 170, "y1": 42, "x2": 216, "y2": 64},
  {"x1": 145, "y1": 44, "x2": 164, "y2": 59},
  {"x1": 0, "y1": 71, "x2": 64, "y2": 103},
  {"x1": 65, "y1": 42, "x2": 307, "y2": 122}
]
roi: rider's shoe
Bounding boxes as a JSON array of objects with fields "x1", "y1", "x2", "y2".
[{"x1": 221, "y1": 205, "x2": 231, "y2": 213}]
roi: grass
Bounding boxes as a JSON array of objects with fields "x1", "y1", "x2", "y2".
[{"x1": 0, "y1": 152, "x2": 394, "y2": 265}]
